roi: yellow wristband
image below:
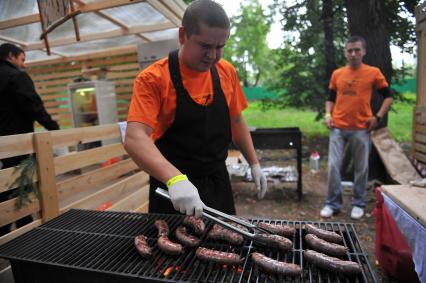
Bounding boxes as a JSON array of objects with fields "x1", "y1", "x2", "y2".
[
  {"x1": 325, "y1": 113, "x2": 331, "y2": 118},
  {"x1": 166, "y1": 174, "x2": 188, "y2": 188}
]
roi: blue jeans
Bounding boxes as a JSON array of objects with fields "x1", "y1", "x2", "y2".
[{"x1": 325, "y1": 128, "x2": 371, "y2": 210}]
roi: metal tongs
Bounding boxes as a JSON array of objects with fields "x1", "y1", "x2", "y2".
[{"x1": 155, "y1": 188, "x2": 273, "y2": 240}]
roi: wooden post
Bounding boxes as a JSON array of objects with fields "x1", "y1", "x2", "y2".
[
  {"x1": 416, "y1": 4, "x2": 426, "y2": 106},
  {"x1": 413, "y1": 106, "x2": 417, "y2": 159},
  {"x1": 33, "y1": 132, "x2": 59, "y2": 221}
]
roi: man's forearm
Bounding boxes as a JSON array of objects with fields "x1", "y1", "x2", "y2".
[
  {"x1": 231, "y1": 114, "x2": 258, "y2": 165},
  {"x1": 325, "y1": 101, "x2": 334, "y2": 114},
  {"x1": 124, "y1": 122, "x2": 180, "y2": 183},
  {"x1": 376, "y1": 97, "x2": 393, "y2": 118}
]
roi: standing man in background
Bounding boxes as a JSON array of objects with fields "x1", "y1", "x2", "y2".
[
  {"x1": 320, "y1": 36, "x2": 393, "y2": 220},
  {"x1": 0, "y1": 43, "x2": 60, "y2": 235},
  {"x1": 124, "y1": 0, "x2": 267, "y2": 217}
]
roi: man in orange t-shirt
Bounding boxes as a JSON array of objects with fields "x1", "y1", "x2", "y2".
[
  {"x1": 320, "y1": 36, "x2": 393, "y2": 220},
  {"x1": 124, "y1": 0, "x2": 267, "y2": 217}
]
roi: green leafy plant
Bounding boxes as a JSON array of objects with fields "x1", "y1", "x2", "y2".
[{"x1": 8, "y1": 155, "x2": 42, "y2": 209}]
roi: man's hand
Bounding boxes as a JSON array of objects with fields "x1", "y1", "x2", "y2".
[
  {"x1": 365, "y1": 116, "x2": 378, "y2": 131},
  {"x1": 250, "y1": 164, "x2": 267, "y2": 199},
  {"x1": 167, "y1": 175, "x2": 204, "y2": 217},
  {"x1": 325, "y1": 114, "x2": 333, "y2": 129}
]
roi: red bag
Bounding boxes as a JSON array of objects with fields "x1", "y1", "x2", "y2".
[{"x1": 374, "y1": 187, "x2": 420, "y2": 282}]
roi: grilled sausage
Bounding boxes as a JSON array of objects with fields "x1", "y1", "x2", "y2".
[
  {"x1": 183, "y1": 216, "x2": 205, "y2": 236},
  {"x1": 304, "y1": 249, "x2": 361, "y2": 275},
  {"x1": 134, "y1": 235, "x2": 152, "y2": 258},
  {"x1": 305, "y1": 234, "x2": 348, "y2": 257},
  {"x1": 256, "y1": 222, "x2": 296, "y2": 238},
  {"x1": 251, "y1": 252, "x2": 301, "y2": 276},
  {"x1": 157, "y1": 235, "x2": 183, "y2": 256},
  {"x1": 195, "y1": 247, "x2": 242, "y2": 265},
  {"x1": 154, "y1": 219, "x2": 169, "y2": 237},
  {"x1": 175, "y1": 226, "x2": 200, "y2": 247},
  {"x1": 207, "y1": 223, "x2": 246, "y2": 245},
  {"x1": 253, "y1": 233, "x2": 293, "y2": 252},
  {"x1": 305, "y1": 224, "x2": 343, "y2": 244}
]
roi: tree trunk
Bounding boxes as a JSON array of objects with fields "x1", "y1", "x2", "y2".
[
  {"x1": 344, "y1": 0, "x2": 393, "y2": 182},
  {"x1": 323, "y1": 0, "x2": 337, "y2": 89}
]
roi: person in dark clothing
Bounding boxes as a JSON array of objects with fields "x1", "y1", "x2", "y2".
[{"x1": 0, "y1": 43, "x2": 60, "y2": 235}]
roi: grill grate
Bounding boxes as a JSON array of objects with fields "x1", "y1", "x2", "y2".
[{"x1": 0, "y1": 209, "x2": 378, "y2": 283}]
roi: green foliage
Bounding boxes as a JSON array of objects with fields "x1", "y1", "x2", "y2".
[
  {"x1": 223, "y1": 0, "x2": 273, "y2": 87},
  {"x1": 264, "y1": 0, "x2": 347, "y2": 113},
  {"x1": 8, "y1": 155, "x2": 41, "y2": 210}
]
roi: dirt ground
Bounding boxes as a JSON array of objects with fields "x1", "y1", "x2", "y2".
[{"x1": 232, "y1": 136, "x2": 401, "y2": 283}]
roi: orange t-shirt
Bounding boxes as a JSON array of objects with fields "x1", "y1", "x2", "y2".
[
  {"x1": 329, "y1": 64, "x2": 388, "y2": 129},
  {"x1": 128, "y1": 57, "x2": 248, "y2": 141}
]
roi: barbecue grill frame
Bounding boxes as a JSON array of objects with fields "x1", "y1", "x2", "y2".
[{"x1": 0, "y1": 209, "x2": 378, "y2": 283}]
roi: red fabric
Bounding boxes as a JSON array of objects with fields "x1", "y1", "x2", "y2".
[{"x1": 374, "y1": 187, "x2": 420, "y2": 282}]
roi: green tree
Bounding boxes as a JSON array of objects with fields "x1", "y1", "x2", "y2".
[
  {"x1": 264, "y1": 0, "x2": 347, "y2": 114},
  {"x1": 223, "y1": 0, "x2": 273, "y2": 87}
]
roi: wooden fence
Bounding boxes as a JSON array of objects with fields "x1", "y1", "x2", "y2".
[{"x1": 0, "y1": 124, "x2": 149, "y2": 249}]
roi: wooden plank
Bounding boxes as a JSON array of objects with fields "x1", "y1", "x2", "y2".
[
  {"x1": 381, "y1": 185, "x2": 426, "y2": 227},
  {"x1": 50, "y1": 124, "x2": 120, "y2": 148},
  {"x1": 34, "y1": 78, "x2": 72, "y2": 88},
  {"x1": 29, "y1": 64, "x2": 82, "y2": 75},
  {"x1": 107, "y1": 184, "x2": 149, "y2": 212},
  {"x1": 0, "y1": 132, "x2": 34, "y2": 160},
  {"x1": 0, "y1": 166, "x2": 38, "y2": 193},
  {"x1": 27, "y1": 45, "x2": 138, "y2": 66},
  {"x1": 0, "y1": 0, "x2": 147, "y2": 29},
  {"x1": 54, "y1": 143, "x2": 126, "y2": 175},
  {"x1": 32, "y1": 70, "x2": 82, "y2": 81},
  {"x1": 60, "y1": 171, "x2": 149, "y2": 212},
  {"x1": 147, "y1": 0, "x2": 181, "y2": 26},
  {"x1": 86, "y1": 54, "x2": 137, "y2": 67},
  {"x1": 417, "y1": 31, "x2": 426, "y2": 106},
  {"x1": 0, "y1": 219, "x2": 42, "y2": 246},
  {"x1": 415, "y1": 143, "x2": 426, "y2": 154},
  {"x1": 25, "y1": 22, "x2": 175, "y2": 51},
  {"x1": 57, "y1": 158, "x2": 138, "y2": 201},
  {"x1": 0, "y1": 196, "x2": 40, "y2": 227},
  {"x1": 109, "y1": 63, "x2": 140, "y2": 71},
  {"x1": 37, "y1": 86, "x2": 68, "y2": 95},
  {"x1": 44, "y1": 101, "x2": 68, "y2": 108},
  {"x1": 107, "y1": 70, "x2": 139, "y2": 80},
  {"x1": 416, "y1": 133, "x2": 426, "y2": 144},
  {"x1": 134, "y1": 201, "x2": 149, "y2": 213},
  {"x1": 41, "y1": 93, "x2": 68, "y2": 102},
  {"x1": 34, "y1": 132, "x2": 59, "y2": 221},
  {"x1": 415, "y1": 151, "x2": 426, "y2": 164},
  {"x1": 113, "y1": 79, "x2": 134, "y2": 86},
  {"x1": 415, "y1": 123, "x2": 426, "y2": 134}
]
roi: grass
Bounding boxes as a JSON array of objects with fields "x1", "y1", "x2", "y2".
[{"x1": 243, "y1": 93, "x2": 415, "y2": 142}]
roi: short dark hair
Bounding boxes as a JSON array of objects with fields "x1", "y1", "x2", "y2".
[
  {"x1": 0, "y1": 43, "x2": 24, "y2": 60},
  {"x1": 345, "y1": 36, "x2": 367, "y2": 49},
  {"x1": 182, "y1": 0, "x2": 230, "y2": 37}
]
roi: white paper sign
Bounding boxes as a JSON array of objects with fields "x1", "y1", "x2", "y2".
[{"x1": 118, "y1": 121, "x2": 127, "y2": 143}]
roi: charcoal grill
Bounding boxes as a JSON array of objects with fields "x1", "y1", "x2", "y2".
[{"x1": 0, "y1": 209, "x2": 377, "y2": 283}]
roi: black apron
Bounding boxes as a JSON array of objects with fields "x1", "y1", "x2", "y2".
[{"x1": 149, "y1": 50, "x2": 235, "y2": 214}]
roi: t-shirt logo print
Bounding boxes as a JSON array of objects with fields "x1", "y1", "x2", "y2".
[{"x1": 342, "y1": 79, "x2": 358, "y2": 96}]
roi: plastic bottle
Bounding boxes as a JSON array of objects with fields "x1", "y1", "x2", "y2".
[{"x1": 309, "y1": 151, "x2": 320, "y2": 173}]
